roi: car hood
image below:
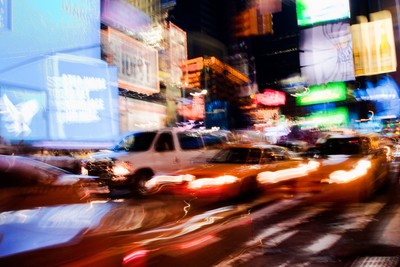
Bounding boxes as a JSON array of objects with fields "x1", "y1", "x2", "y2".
[
  {"x1": 172, "y1": 161, "x2": 305, "y2": 179},
  {"x1": 88, "y1": 149, "x2": 128, "y2": 160}
]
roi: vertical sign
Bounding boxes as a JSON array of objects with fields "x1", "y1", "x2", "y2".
[
  {"x1": 169, "y1": 22, "x2": 187, "y2": 86},
  {"x1": 351, "y1": 10, "x2": 397, "y2": 76},
  {"x1": 0, "y1": 0, "x2": 11, "y2": 31}
]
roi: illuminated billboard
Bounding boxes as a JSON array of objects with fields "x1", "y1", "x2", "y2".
[
  {"x1": 296, "y1": 0, "x2": 350, "y2": 27},
  {"x1": 120, "y1": 98, "x2": 167, "y2": 132},
  {"x1": 0, "y1": 0, "x2": 101, "y2": 74},
  {"x1": 0, "y1": 0, "x2": 11, "y2": 31},
  {"x1": 102, "y1": 28, "x2": 159, "y2": 95},
  {"x1": 351, "y1": 11, "x2": 397, "y2": 76},
  {"x1": 101, "y1": 0, "x2": 151, "y2": 32},
  {"x1": 45, "y1": 54, "x2": 119, "y2": 141},
  {"x1": 0, "y1": 54, "x2": 119, "y2": 143},
  {"x1": 0, "y1": 86, "x2": 48, "y2": 141},
  {"x1": 353, "y1": 76, "x2": 400, "y2": 119},
  {"x1": 299, "y1": 22, "x2": 355, "y2": 85},
  {"x1": 169, "y1": 22, "x2": 188, "y2": 86},
  {"x1": 298, "y1": 107, "x2": 349, "y2": 129},
  {"x1": 296, "y1": 82, "x2": 346, "y2": 106},
  {"x1": 255, "y1": 89, "x2": 286, "y2": 106}
]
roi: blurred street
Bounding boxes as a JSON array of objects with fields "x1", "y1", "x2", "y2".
[{"x1": 1, "y1": 164, "x2": 400, "y2": 267}]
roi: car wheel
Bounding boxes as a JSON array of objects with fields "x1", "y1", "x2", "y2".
[
  {"x1": 240, "y1": 176, "x2": 259, "y2": 198},
  {"x1": 133, "y1": 169, "x2": 154, "y2": 195}
]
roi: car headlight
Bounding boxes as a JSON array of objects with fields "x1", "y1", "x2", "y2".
[
  {"x1": 324, "y1": 159, "x2": 371, "y2": 184},
  {"x1": 112, "y1": 161, "x2": 133, "y2": 177},
  {"x1": 81, "y1": 160, "x2": 89, "y2": 175},
  {"x1": 187, "y1": 175, "x2": 239, "y2": 189}
]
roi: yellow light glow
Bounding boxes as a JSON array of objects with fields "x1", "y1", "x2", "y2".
[
  {"x1": 256, "y1": 160, "x2": 320, "y2": 184},
  {"x1": 145, "y1": 174, "x2": 195, "y2": 189},
  {"x1": 112, "y1": 161, "x2": 133, "y2": 176},
  {"x1": 326, "y1": 160, "x2": 371, "y2": 184},
  {"x1": 188, "y1": 175, "x2": 239, "y2": 189}
]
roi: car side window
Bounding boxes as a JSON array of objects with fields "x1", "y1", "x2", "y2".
[
  {"x1": 178, "y1": 132, "x2": 204, "y2": 150},
  {"x1": 270, "y1": 147, "x2": 289, "y2": 160},
  {"x1": 115, "y1": 132, "x2": 157, "y2": 152},
  {"x1": 155, "y1": 132, "x2": 175, "y2": 152},
  {"x1": 247, "y1": 148, "x2": 262, "y2": 164}
]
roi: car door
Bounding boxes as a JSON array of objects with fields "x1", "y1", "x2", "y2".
[{"x1": 152, "y1": 131, "x2": 182, "y2": 174}]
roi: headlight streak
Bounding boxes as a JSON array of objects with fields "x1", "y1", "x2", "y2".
[
  {"x1": 176, "y1": 199, "x2": 195, "y2": 223},
  {"x1": 187, "y1": 175, "x2": 239, "y2": 189},
  {"x1": 178, "y1": 234, "x2": 220, "y2": 250},
  {"x1": 145, "y1": 174, "x2": 195, "y2": 189},
  {"x1": 324, "y1": 159, "x2": 372, "y2": 184},
  {"x1": 134, "y1": 206, "x2": 233, "y2": 246},
  {"x1": 256, "y1": 160, "x2": 320, "y2": 184},
  {"x1": 383, "y1": 145, "x2": 391, "y2": 159},
  {"x1": 122, "y1": 249, "x2": 151, "y2": 264}
]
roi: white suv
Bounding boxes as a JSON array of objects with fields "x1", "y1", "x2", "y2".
[{"x1": 81, "y1": 128, "x2": 232, "y2": 195}]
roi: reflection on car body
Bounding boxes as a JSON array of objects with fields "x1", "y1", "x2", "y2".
[
  {"x1": 0, "y1": 155, "x2": 110, "y2": 211},
  {"x1": 81, "y1": 128, "x2": 233, "y2": 196},
  {"x1": 144, "y1": 143, "x2": 311, "y2": 201},
  {"x1": 299, "y1": 134, "x2": 390, "y2": 202}
]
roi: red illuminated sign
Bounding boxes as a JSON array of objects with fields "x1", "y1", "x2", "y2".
[{"x1": 255, "y1": 89, "x2": 286, "y2": 106}]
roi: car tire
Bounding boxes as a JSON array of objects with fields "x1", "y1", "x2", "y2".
[{"x1": 133, "y1": 169, "x2": 154, "y2": 195}]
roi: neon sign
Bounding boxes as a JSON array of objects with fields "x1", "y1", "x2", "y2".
[
  {"x1": 254, "y1": 89, "x2": 286, "y2": 106},
  {"x1": 298, "y1": 107, "x2": 349, "y2": 129},
  {"x1": 296, "y1": 82, "x2": 346, "y2": 106}
]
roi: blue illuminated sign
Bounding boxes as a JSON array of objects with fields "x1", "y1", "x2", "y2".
[
  {"x1": 0, "y1": 0, "x2": 101, "y2": 74},
  {"x1": 0, "y1": 0, "x2": 12, "y2": 31},
  {"x1": 0, "y1": 55, "x2": 119, "y2": 143},
  {"x1": 46, "y1": 54, "x2": 119, "y2": 141},
  {"x1": 0, "y1": 86, "x2": 47, "y2": 141}
]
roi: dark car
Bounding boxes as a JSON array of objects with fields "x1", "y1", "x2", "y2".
[{"x1": 0, "y1": 155, "x2": 110, "y2": 211}]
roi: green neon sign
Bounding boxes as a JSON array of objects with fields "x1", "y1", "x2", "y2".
[
  {"x1": 296, "y1": 82, "x2": 347, "y2": 106},
  {"x1": 298, "y1": 107, "x2": 349, "y2": 129}
]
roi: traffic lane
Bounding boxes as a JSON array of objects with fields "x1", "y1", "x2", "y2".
[
  {"x1": 218, "y1": 172, "x2": 400, "y2": 267},
  {"x1": 1, "y1": 164, "x2": 392, "y2": 266},
  {"x1": 0, "y1": 196, "x2": 188, "y2": 261},
  {"x1": 0, "y1": 198, "x2": 257, "y2": 267}
]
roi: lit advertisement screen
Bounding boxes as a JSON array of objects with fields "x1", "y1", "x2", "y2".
[
  {"x1": 255, "y1": 89, "x2": 286, "y2": 106},
  {"x1": 102, "y1": 28, "x2": 159, "y2": 95},
  {"x1": 46, "y1": 54, "x2": 119, "y2": 141},
  {"x1": 0, "y1": 86, "x2": 48, "y2": 141},
  {"x1": 170, "y1": 22, "x2": 188, "y2": 86},
  {"x1": 299, "y1": 22, "x2": 355, "y2": 86},
  {"x1": 296, "y1": 0, "x2": 350, "y2": 27},
  {"x1": 0, "y1": 0, "x2": 101, "y2": 75},
  {"x1": 0, "y1": 55, "x2": 119, "y2": 143},
  {"x1": 351, "y1": 11, "x2": 397, "y2": 76},
  {"x1": 296, "y1": 82, "x2": 346, "y2": 106},
  {"x1": 353, "y1": 76, "x2": 400, "y2": 119},
  {"x1": 101, "y1": 0, "x2": 151, "y2": 32},
  {"x1": 298, "y1": 107, "x2": 349, "y2": 129}
]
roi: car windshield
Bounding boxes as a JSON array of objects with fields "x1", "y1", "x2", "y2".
[
  {"x1": 113, "y1": 132, "x2": 157, "y2": 152},
  {"x1": 208, "y1": 147, "x2": 262, "y2": 164},
  {"x1": 317, "y1": 137, "x2": 363, "y2": 155}
]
